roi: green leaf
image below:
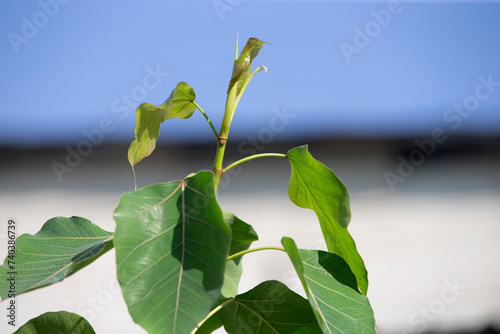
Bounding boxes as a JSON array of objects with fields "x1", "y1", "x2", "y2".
[
  {"x1": 227, "y1": 38, "x2": 265, "y2": 96},
  {"x1": 287, "y1": 145, "x2": 350, "y2": 228},
  {"x1": 0, "y1": 216, "x2": 113, "y2": 300},
  {"x1": 128, "y1": 81, "x2": 196, "y2": 167},
  {"x1": 14, "y1": 311, "x2": 95, "y2": 334},
  {"x1": 219, "y1": 280, "x2": 321, "y2": 334},
  {"x1": 286, "y1": 145, "x2": 368, "y2": 295},
  {"x1": 113, "y1": 171, "x2": 231, "y2": 334},
  {"x1": 196, "y1": 212, "x2": 258, "y2": 333},
  {"x1": 221, "y1": 211, "x2": 259, "y2": 298},
  {"x1": 282, "y1": 237, "x2": 376, "y2": 334}
]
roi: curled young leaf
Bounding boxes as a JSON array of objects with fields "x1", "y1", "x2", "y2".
[
  {"x1": 227, "y1": 38, "x2": 266, "y2": 96},
  {"x1": 128, "y1": 81, "x2": 196, "y2": 168}
]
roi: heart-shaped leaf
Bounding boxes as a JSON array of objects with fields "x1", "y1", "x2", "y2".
[
  {"x1": 128, "y1": 81, "x2": 196, "y2": 167},
  {"x1": 221, "y1": 211, "x2": 259, "y2": 298},
  {"x1": 0, "y1": 216, "x2": 113, "y2": 299},
  {"x1": 219, "y1": 280, "x2": 321, "y2": 333},
  {"x1": 282, "y1": 237, "x2": 375, "y2": 334},
  {"x1": 113, "y1": 171, "x2": 231, "y2": 334},
  {"x1": 14, "y1": 311, "x2": 95, "y2": 334},
  {"x1": 286, "y1": 145, "x2": 368, "y2": 295}
]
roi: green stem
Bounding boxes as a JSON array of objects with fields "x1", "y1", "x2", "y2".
[
  {"x1": 227, "y1": 246, "x2": 286, "y2": 262},
  {"x1": 213, "y1": 138, "x2": 227, "y2": 189},
  {"x1": 190, "y1": 298, "x2": 236, "y2": 334},
  {"x1": 214, "y1": 86, "x2": 237, "y2": 190},
  {"x1": 223, "y1": 153, "x2": 286, "y2": 174},
  {"x1": 193, "y1": 101, "x2": 219, "y2": 140}
]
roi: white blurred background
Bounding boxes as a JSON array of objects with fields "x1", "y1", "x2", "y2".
[{"x1": 0, "y1": 138, "x2": 499, "y2": 333}]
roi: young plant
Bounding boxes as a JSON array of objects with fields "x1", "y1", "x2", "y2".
[{"x1": 1, "y1": 36, "x2": 376, "y2": 334}]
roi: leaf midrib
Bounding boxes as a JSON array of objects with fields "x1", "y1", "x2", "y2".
[
  {"x1": 27, "y1": 235, "x2": 113, "y2": 290},
  {"x1": 173, "y1": 180, "x2": 187, "y2": 332}
]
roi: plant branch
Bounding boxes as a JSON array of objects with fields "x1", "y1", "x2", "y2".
[
  {"x1": 227, "y1": 246, "x2": 286, "y2": 262},
  {"x1": 213, "y1": 36, "x2": 267, "y2": 190},
  {"x1": 223, "y1": 153, "x2": 286, "y2": 174},
  {"x1": 214, "y1": 85, "x2": 237, "y2": 190},
  {"x1": 193, "y1": 101, "x2": 219, "y2": 140},
  {"x1": 190, "y1": 298, "x2": 235, "y2": 334}
]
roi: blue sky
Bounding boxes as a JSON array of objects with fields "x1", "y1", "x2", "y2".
[{"x1": 1, "y1": 0, "x2": 499, "y2": 147}]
